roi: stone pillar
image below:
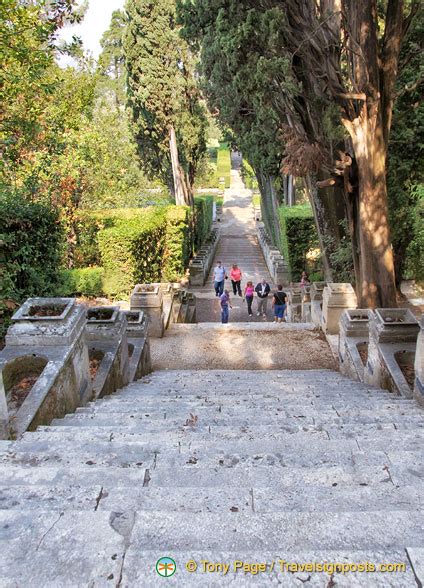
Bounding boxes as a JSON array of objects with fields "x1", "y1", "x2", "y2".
[
  {"x1": 365, "y1": 308, "x2": 419, "y2": 397},
  {"x1": 339, "y1": 309, "x2": 372, "y2": 380},
  {"x1": 287, "y1": 288, "x2": 302, "y2": 322},
  {"x1": 123, "y1": 310, "x2": 151, "y2": 381},
  {"x1": 130, "y1": 285, "x2": 164, "y2": 338},
  {"x1": 310, "y1": 282, "x2": 326, "y2": 327},
  {"x1": 301, "y1": 287, "x2": 312, "y2": 322},
  {"x1": 85, "y1": 306, "x2": 130, "y2": 398},
  {"x1": 414, "y1": 316, "x2": 424, "y2": 406},
  {"x1": 321, "y1": 283, "x2": 357, "y2": 335}
]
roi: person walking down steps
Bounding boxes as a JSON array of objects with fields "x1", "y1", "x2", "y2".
[
  {"x1": 220, "y1": 289, "x2": 232, "y2": 324},
  {"x1": 272, "y1": 285, "x2": 287, "y2": 323},
  {"x1": 230, "y1": 264, "x2": 242, "y2": 296},
  {"x1": 243, "y1": 281, "x2": 255, "y2": 317},
  {"x1": 213, "y1": 261, "x2": 227, "y2": 297},
  {"x1": 255, "y1": 278, "x2": 271, "y2": 317}
]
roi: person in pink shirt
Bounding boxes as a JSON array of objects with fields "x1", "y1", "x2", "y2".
[
  {"x1": 230, "y1": 264, "x2": 242, "y2": 297},
  {"x1": 243, "y1": 280, "x2": 255, "y2": 316}
]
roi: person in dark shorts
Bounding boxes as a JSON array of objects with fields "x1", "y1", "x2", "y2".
[{"x1": 272, "y1": 285, "x2": 287, "y2": 323}]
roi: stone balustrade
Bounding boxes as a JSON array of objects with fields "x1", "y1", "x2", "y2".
[
  {"x1": 364, "y1": 308, "x2": 420, "y2": 398},
  {"x1": 85, "y1": 306, "x2": 130, "y2": 400},
  {"x1": 414, "y1": 316, "x2": 424, "y2": 406},
  {"x1": 310, "y1": 282, "x2": 327, "y2": 327},
  {"x1": 130, "y1": 284, "x2": 165, "y2": 338},
  {"x1": 122, "y1": 310, "x2": 152, "y2": 382},
  {"x1": 189, "y1": 228, "x2": 220, "y2": 287},
  {"x1": 338, "y1": 309, "x2": 373, "y2": 381},
  {"x1": 322, "y1": 283, "x2": 358, "y2": 335},
  {"x1": 256, "y1": 223, "x2": 290, "y2": 286}
]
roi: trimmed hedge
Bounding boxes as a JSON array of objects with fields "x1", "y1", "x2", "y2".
[
  {"x1": 194, "y1": 196, "x2": 214, "y2": 248},
  {"x1": 279, "y1": 205, "x2": 320, "y2": 282},
  {"x1": 0, "y1": 195, "x2": 64, "y2": 302},
  {"x1": 57, "y1": 267, "x2": 105, "y2": 297},
  {"x1": 162, "y1": 206, "x2": 192, "y2": 281},
  {"x1": 216, "y1": 143, "x2": 231, "y2": 189},
  {"x1": 98, "y1": 209, "x2": 168, "y2": 298}
]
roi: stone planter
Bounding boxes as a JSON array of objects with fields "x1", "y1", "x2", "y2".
[
  {"x1": 189, "y1": 260, "x2": 206, "y2": 286},
  {"x1": 339, "y1": 309, "x2": 373, "y2": 381},
  {"x1": 321, "y1": 283, "x2": 357, "y2": 335},
  {"x1": 122, "y1": 311, "x2": 151, "y2": 382},
  {"x1": 310, "y1": 282, "x2": 327, "y2": 302},
  {"x1": 130, "y1": 284, "x2": 164, "y2": 338},
  {"x1": 414, "y1": 316, "x2": 424, "y2": 406},
  {"x1": 287, "y1": 288, "x2": 302, "y2": 323},
  {"x1": 365, "y1": 308, "x2": 419, "y2": 398},
  {"x1": 85, "y1": 307, "x2": 130, "y2": 399},
  {"x1": 301, "y1": 287, "x2": 312, "y2": 322},
  {"x1": 0, "y1": 298, "x2": 91, "y2": 438}
]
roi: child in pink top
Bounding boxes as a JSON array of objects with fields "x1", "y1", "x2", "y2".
[
  {"x1": 243, "y1": 281, "x2": 254, "y2": 316},
  {"x1": 230, "y1": 264, "x2": 242, "y2": 296}
]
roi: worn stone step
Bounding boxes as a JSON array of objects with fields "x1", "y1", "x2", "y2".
[
  {"x1": 30, "y1": 427, "x2": 424, "y2": 452},
  {"x1": 0, "y1": 462, "x2": 419, "y2": 489},
  {"x1": 74, "y1": 405, "x2": 424, "y2": 425},
  {"x1": 2, "y1": 484, "x2": 423, "y2": 516}
]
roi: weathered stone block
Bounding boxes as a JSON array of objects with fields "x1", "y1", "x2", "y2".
[
  {"x1": 322, "y1": 283, "x2": 357, "y2": 335},
  {"x1": 85, "y1": 307, "x2": 130, "y2": 399},
  {"x1": 130, "y1": 285, "x2": 164, "y2": 338},
  {"x1": 415, "y1": 315, "x2": 424, "y2": 406},
  {"x1": 0, "y1": 298, "x2": 92, "y2": 438},
  {"x1": 310, "y1": 282, "x2": 327, "y2": 302},
  {"x1": 123, "y1": 311, "x2": 151, "y2": 381},
  {"x1": 365, "y1": 308, "x2": 419, "y2": 398},
  {"x1": 339, "y1": 309, "x2": 373, "y2": 381}
]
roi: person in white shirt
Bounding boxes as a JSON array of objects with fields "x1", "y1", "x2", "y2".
[
  {"x1": 213, "y1": 261, "x2": 227, "y2": 296},
  {"x1": 255, "y1": 279, "x2": 271, "y2": 316}
]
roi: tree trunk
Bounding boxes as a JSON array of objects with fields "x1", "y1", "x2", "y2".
[
  {"x1": 169, "y1": 125, "x2": 189, "y2": 206},
  {"x1": 352, "y1": 119, "x2": 397, "y2": 307}
]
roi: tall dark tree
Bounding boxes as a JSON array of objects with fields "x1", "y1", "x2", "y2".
[
  {"x1": 124, "y1": 0, "x2": 207, "y2": 206},
  {"x1": 179, "y1": 0, "x2": 421, "y2": 306},
  {"x1": 98, "y1": 9, "x2": 126, "y2": 108}
]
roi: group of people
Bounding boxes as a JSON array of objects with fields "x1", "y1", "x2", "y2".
[{"x1": 213, "y1": 261, "x2": 288, "y2": 324}]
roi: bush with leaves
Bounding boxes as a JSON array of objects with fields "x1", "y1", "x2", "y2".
[
  {"x1": 279, "y1": 205, "x2": 320, "y2": 282},
  {"x1": 57, "y1": 267, "x2": 105, "y2": 297}
]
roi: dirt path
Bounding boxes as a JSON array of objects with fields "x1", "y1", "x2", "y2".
[{"x1": 150, "y1": 323, "x2": 336, "y2": 371}]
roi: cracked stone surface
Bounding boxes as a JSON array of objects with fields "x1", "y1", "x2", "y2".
[{"x1": 0, "y1": 369, "x2": 423, "y2": 586}]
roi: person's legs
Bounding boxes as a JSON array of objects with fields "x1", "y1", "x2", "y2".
[
  {"x1": 236, "y1": 281, "x2": 242, "y2": 296},
  {"x1": 231, "y1": 280, "x2": 237, "y2": 295},
  {"x1": 262, "y1": 298, "x2": 268, "y2": 317},
  {"x1": 275, "y1": 305, "x2": 284, "y2": 322},
  {"x1": 214, "y1": 281, "x2": 220, "y2": 296},
  {"x1": 218, "y1": 280, "x2": 225, "y2": 296},
  {"x1": 246, "y1": 296, "x2": 253, "y2": 315},
  {"x1": 257, "y1": 298, "x2": 263, "y2": 316},
  {"x1": 221, "y1": 305, "x2": 229, "y2": 323}
]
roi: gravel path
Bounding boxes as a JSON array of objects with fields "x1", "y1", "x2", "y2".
[{"x1": 151, "y1": 324, "x2": 336, "y2": 371}]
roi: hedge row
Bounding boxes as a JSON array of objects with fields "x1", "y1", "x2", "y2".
[
  {"x1": 194, "y1": 195, "x2": 214, "y2": 248},
  {"x1": 57, "y1": 267, "x2": 105, "y2": 297},
  {"x1": 279, "y1": 205, "x2": 321, "y2": 282}
]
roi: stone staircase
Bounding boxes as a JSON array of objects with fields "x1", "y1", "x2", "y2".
[{"x1": 0, "y1": 369, "x2": 424, "y2": 586}]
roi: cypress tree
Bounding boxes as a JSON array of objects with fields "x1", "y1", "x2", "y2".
[{"x1": 124, "y1": 0, "x2": 207, "y2": 205}]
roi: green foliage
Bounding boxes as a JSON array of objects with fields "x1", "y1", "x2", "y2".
[
  {"x1": 216, "y1": 143, "x2": 231, "y2": 189},
  {"x1": 98, "y1": 208, "x2": 168, "y2": 298},
  {"x1": 57, "y1": 267, "x2": 105, "y2": 297},
  {"x1": 194, "y1": 196, "x2": 214, "y2": 247},
  {"x1": 279, "y1": 205, "x2": 320, "y2": 282},
  {"x1": 322, "y1": 220, "x2": 355, "y2": 284},
  {"x1": 98, "y1": 9, "x2": 126, "y2": 107},
  {"x1": 242, "y1": 160, "x2": 259, "y2": 190},
  {"x1": 0, "y1": 194, "x2": 64, "y2": 302},
  {"x1": 387, "y1": 7, "x2": 424, "y2": 282},
  {"x1": 162, "y1": 207, "x2": 192, "y2": 281},
  {"x1": 124, "y1": 0, "x2": 207, "y2": 190}
]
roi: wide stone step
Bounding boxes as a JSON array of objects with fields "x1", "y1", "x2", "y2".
[
  {"x1": 2, "y1": 443, "x2": 423, "y2": 471},
  {"x1": 0, "y1": 462, "x2": 420, "y2": 489},
  {"x1": 30, "y1": 427, "x2": 424, "y2": 452},
  {"x1": 1, "y1": 483, "x2": 423, "y2": 516},
  {"x1": 73, "y1": 405, "x2": 424, "y2": 425}
]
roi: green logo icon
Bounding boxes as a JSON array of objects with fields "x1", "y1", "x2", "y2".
[{"x1": 156, "y1": 557, "x2": 177, "y2": 577}]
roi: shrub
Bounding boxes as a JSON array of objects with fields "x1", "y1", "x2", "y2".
[
  {"x1": 57, "y1": 267, "x2": 105, "y2": 297},
  {"x1": 0, "y1": 195, "x2": 64, "y2": 303},
  {"x1": 279, "y1": 205, "x2": 320, "y2": 282},
  {"x1": 98, "y1": 209, "x2": 167, "y2": 298},
  {"x1": 162, "y1": 206, "x2": 192, "y2": 281},
  {"x1": 194, "y1": 195, "x2": 214, "y2": 247}
]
